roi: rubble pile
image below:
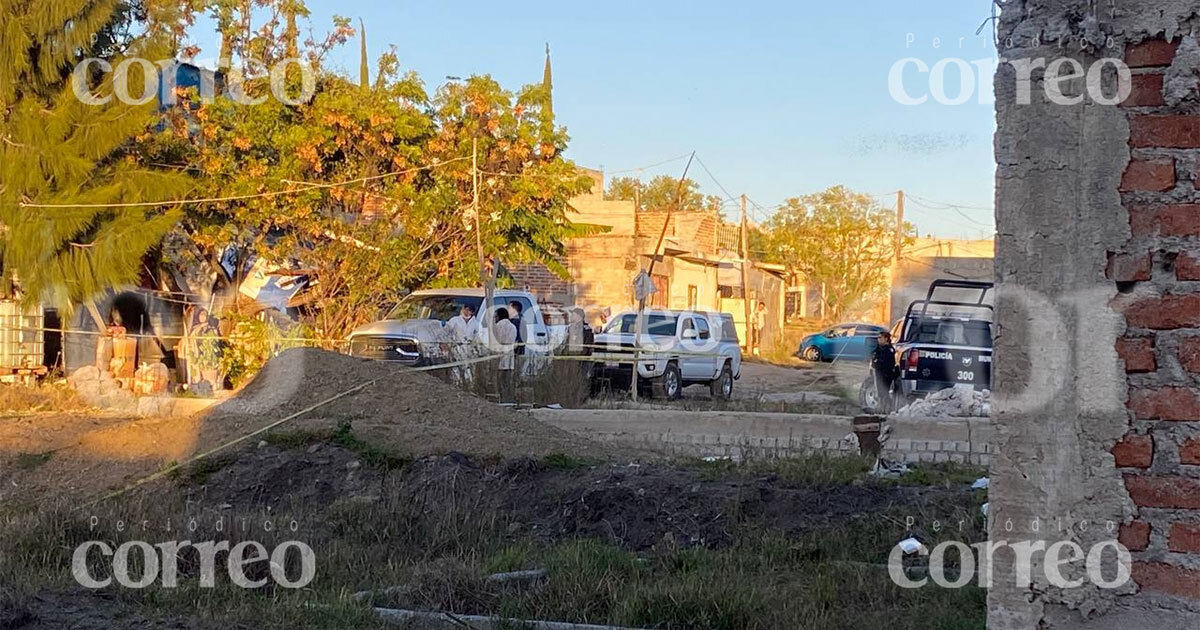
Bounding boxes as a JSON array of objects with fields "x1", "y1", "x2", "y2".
[
  {"x1": 67, "y1": 365, "x2": 136, "y2": 412},
  {"x1": 892, "y1": 387, "x2": 991, "y2": 418}
]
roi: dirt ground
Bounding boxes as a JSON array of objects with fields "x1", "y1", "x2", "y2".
[
  {"x1": 3, "y1": 442, "x2": 985, "y2": 630},
  {"x1": 0, "y1": 351, "x2": 985, "y2": 629},
  {"x1": 588, "y1": 358, "x2": 869, "y2": 416},
  {"x1": 0, "y1": 348, "x2": 611, "y2": 506},
  {"x1": 162, "y1": 446, "x2": 974, "y2": 551},
  {"x1": 0, "y1": 353, "x2": 866, "y2": 505}
]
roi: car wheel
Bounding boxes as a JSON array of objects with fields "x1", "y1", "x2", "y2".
[
  {"x1": 710, "y1": 362, "x2": 734, "y2": 400},
  {"x1": 803, "y1": 346, "x2": 822, "y2": 362},
  {"x1": 859, "y1": 375, "x2": 880, "y2": 413},
  {"x1": 652, "y1": 363, "x2": 682, "y2": 400},
  {"x1": 864, "y1": 384, "x2": 883, "y2": 412}
]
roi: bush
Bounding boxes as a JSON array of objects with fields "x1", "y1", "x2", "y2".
[{"x1": 219, "y1": 314, "x2": 315, "y2": 388}]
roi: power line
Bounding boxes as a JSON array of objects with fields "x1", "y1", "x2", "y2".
[
  {"x1": 693, "y1": 154, "x2": 738, "y2": 202},
  {"x1": 899, "y1": 255, "x2": 970, "y2": 280},
  {"x1": 19, "y1": 157, "x2": 470, "y2": 209},
  {"x1": 606, "y1": 152, "x2": 693, "y2": 175},
  {"x1": 905, "y1": 195, "x2": 994, "y2": 228},
  {"x1": 744, "y1": 196, "x2": 776, "y2": 224},
  {"x1": 906, "y1": 194, "x2": 993, "y2": 212}
]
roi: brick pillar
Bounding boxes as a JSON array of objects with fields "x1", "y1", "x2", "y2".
[
  {"x1": 1115, "y1": 33, "x2": 1200, "y2": 613},
  {"x1": 993, "y1": 2, "x2": 1200, "y2": 628}
]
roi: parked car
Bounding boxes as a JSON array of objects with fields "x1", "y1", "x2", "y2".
[
  {"x1": 798, "y1": 323, "x2": 888, "y2": 362},
  {"x1": 347, "y1": 289, "x2": 587, "y2": 365},
  {"x1": 859, "y1": 280, "x2": 994, "y2": 412},
  {"x1": 591, "y1": 309, "x2": 741, "y2": 400}
]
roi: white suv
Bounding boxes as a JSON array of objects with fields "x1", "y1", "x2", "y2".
[{"x1": 591, "y1": 309, "x2": 742, "y2": 400}]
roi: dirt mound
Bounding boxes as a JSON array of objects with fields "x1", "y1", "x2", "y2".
[{"x1": 205, "y1": 348, "x2": 609, "y2": 459}]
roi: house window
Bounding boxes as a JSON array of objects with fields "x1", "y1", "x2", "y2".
[
  {"x1": 786, "y1": 287, "x2": 806, "y2": 320},
  {"x1": 650, "y1": 274, "x2": 670, "y2": 307},
  {"x1": 687, "y1": 285, "x2": 698, "y2": 309}
]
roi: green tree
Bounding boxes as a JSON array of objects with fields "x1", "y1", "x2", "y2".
[
  {"x1": 143, "y1": 12, "x2": 594, "y2": 339},
  {"x1": 0, "y1": 0, "x2": 189, "y2": 321},
  {"x1": 604, "y1": 176, "x2": 643, "y2": 207},
  {"x1": 761, "y1": 186, "x2": 913, "y2": 320},
  {"x1": 605, "y1": 174, "x2": 722, "y2": 213}
]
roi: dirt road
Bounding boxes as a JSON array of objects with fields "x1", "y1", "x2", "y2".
[
  {"x1": 733, "y1": 359, "x2": 867, "y2": 400},
  {"x1": 591, "y1": 359, "x2": 870, "y2": 415}
]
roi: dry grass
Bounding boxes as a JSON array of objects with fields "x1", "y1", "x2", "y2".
[{"x1": 0, "y1": 381, "x2": 89, "y2": 413}]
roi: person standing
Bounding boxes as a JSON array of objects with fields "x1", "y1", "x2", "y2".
[
  {"x1": 444, "y1": 303, "x2": 479, "y2": 388},
  {"x1": 446, "y1": 304, "x2": 479, "y2": 341},
  {"x1": 492, "y1": 307, "x2": 519, "y2": 403},
  {"x1": 870, "y1": 331, "x2": 899, "y2": 413},
  {"x1": 750, "y1": 301, "x2": 768, "y2": 356},
  {"x1": 508, "y1": 300, "x2": 525, "y2": 356}
]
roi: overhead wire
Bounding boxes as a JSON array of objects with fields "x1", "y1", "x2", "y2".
[
  {"x1": 19, "y1": 157, "x2": 470, "y2": 209},
  {"x1": 905, "y1": 194, "x2": 994, "y2": 229},
  {"x1": 906, "y1": 193, "x2": 992, "y2": 212},
  {"x1": 606, "y1": 152, "x2": 693, "y2": 175},
  {"x1": 692, "y1": 154, "x2": 739, "y2": 203}
]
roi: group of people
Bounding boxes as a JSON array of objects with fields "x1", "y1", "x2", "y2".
[
  {"x1": 445, "y1": 300, "x2": 527, "y2": 348},
  {"x1": 445, "y1": 300, "x2": 528, "y2": 403}
]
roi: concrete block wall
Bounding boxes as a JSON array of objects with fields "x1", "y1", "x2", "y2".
[
  {"x1": 532, "y1": 409, "x2": 992, "y2": 465},
  {"x1": 1112, "y1": 33, "x2": 1200, "y2": 610},
  {"x1": 581, "y1": 428, "x2": 993, "y2": 465},
  {"x1": 586, "y1": 430, "x2": 993, "y2": 465}
]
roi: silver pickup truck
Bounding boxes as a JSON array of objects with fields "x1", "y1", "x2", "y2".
[
  {"x1": 347, "y1": 288, "x2": 585, "y2": 365},
  {"x1": 591, "y1": 309, "x2": 742, "y2": 400}
]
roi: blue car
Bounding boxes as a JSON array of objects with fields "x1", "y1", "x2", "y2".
[{"x1": 798, "y1": 323, "x2": 888, "y2": 362}]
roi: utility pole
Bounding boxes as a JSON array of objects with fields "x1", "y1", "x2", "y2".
[
  {"x1": 886, "y1": 189, "x2": 905, "y2": 323},
  {"x1": 739, "y1": 194, "x2": 753, "y2": 353},
  {"x1": 632, "y1": 153, "x2": 696, "y2": 402},
  {"x1": 473, "y1": 138, "x2": 493, "y2": 330}
]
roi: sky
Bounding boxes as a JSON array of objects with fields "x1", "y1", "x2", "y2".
[{"x1": 187, "y1": 0, "x2": 1000, "y2": 239}]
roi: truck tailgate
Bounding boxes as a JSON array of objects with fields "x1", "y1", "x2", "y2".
[{"x1": 905, "y1": 345, "x2": 992, "y2": 390}]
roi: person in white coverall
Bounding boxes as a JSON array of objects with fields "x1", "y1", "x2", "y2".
[
  {"x1": 445, "y1": 304, "x2": 479, "y2": 386},
  {"x1": 492, "y1": 307, "x2": 518, "y2": 403},
  {"x1": 446, "y1": 304, "x2": 479, "y2": 341}
]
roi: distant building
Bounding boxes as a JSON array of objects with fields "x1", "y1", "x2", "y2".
[
  {"x1": 888, "y1": 237, "x2": 995, "y2": 323},
  {"x1": 509, "y1": 169, "x2": 787, "y2": 348},
  {"x1": 157, "y1": 61, "x2": 224, "y2": 108}
]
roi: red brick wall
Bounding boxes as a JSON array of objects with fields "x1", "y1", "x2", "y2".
[
  {"x1": 635, "y1": 211, "x2": 673, "y2": 239},
  {"x1": 507, "y1": 262, "x2": 572, "y2": 304},
  {"x1": 1116, "y1": 35, "x2": 1200, "y2": 601}
]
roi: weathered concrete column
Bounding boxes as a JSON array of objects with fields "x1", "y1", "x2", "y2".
[{"x1": 993, "y1": 2, "x2": 1200, "y2": 628}]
